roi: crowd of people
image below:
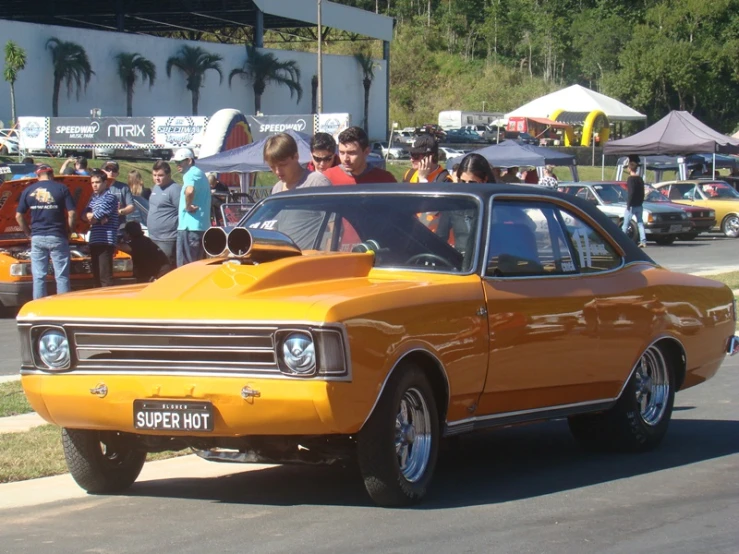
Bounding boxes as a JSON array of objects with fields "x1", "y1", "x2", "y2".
[
  {"x1": 13, "y1": 124, "x2": 566, "y2": 301},
  {"x1": 14, "y1": 146, "x2": 214, "y2": 300}
]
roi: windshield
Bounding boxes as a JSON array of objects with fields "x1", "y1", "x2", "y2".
[
  {"x1": 592, "y1": 184, "x2": 627, "y2": 204},
  {"x1": 240, "y1": 192, "x2": 481, "y2": 273},
  {"x1": 645, "y1": 187, "x2": 668, "y2": 202},
  {"x1": 699, "y1": 181, "x2": 739, "y2": 199}
]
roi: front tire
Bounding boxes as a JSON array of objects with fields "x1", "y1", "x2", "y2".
[
  {"x1": 357, "y1": 365, "x2": 439, "y2": 507},
  {"x1": 62, "y1": 428, "x2": 146, "y2": 493},
  {"x1": 568, "y1": 344, "x2": 675, "y2": 452},
  {"x1": 619, "y1": 219, "x2": 638, "y2": 242},
  {"x1": 721, "y1": 214, "x2": 739, "y2": 238}
]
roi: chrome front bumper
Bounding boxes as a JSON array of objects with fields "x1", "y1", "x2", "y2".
[{"x1": 727, "y1": 336, "x2": 739, "y2": 356}]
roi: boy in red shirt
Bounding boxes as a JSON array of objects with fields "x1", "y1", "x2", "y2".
[{"x1": 323, "y1": 126, "x2": 397, "y2": 185}]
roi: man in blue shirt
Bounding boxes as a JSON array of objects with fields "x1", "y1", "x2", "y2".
[
  {"x1": 84, "y1": 169, "x2": 119, "y2": 287},
  {"x1": 174, "y1": 148, "x2": 211, "y2": 266},
  {"x1": 15, "y1": 165, "x2": 77, "y2": 299}
]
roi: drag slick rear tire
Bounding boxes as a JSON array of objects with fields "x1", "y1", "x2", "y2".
[
  {"x1": 568, "y1": 343, "x2": 675, "y2": 452},
  {"x1": 357, "y1": 365, "x2": 439, "y2": 507},
  {"x1": 62, "y1": 428, "x2": 146, "y2": 493}
]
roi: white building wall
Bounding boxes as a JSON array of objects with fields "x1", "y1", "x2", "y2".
[{"x1": 0, "y1": 20, "x2": 388, "y2": 140}]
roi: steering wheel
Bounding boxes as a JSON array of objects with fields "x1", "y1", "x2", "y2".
[{"x1": 405, "y1": 253, "x2": 455, "y2": 268}]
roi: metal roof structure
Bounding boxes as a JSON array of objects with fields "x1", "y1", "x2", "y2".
[{"x1": 0, "y1": 0, "x2": 394, "y2": 42}]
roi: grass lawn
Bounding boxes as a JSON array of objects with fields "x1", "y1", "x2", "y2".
[
  {"x1": 704, "y1": 271, "x2": 739, "y2": 290},
  {"x1": 0, "y1": 423, "x2": 191, "y2": 484},
  {"x1": 0, "y1": 380, "x2": 32, "y2": 417}
]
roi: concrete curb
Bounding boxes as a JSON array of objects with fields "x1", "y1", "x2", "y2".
[{"x1": 0, "y1": 454, "x2": 272, "y2": 511}]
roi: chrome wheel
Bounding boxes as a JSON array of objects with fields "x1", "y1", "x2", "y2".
[
  {"x1": 722, "y1": 215, "x2": 739, "y2": 238},
  {"x1": 634, "y1": 346, "x2": 670, "y2": 426},
  {"x1": 395, "y1": 387, "x2": 432, "y2": 483}
]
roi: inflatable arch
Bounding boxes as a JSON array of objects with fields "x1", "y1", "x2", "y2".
[
  {"x1": 550, "y1": 109, "x2": 610, "y2": 147},
  {"x1": 201, "y1": 109, "x2": 253, "y2": 187}
]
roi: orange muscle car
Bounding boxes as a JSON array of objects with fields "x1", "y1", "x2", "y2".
[
  {"x1": 18, "y1": 184, "x2": 738, "y2": 506},
  {"x1": 0, "y1": 174, "x2": 133, "y2": 307}
]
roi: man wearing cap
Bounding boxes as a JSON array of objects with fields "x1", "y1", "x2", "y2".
[
  {"x1": 15, "y1": 165, "x2": 77, "y2": 299},
  {"x1": 101, "y1": 161, "x2": 135, "y2": 226},
  {"x1": 403, "y1": 135, "x2": 450, "y2": 183},
  {"x1": 172, "y1": 148, "x2": 211, "y2": 266}
]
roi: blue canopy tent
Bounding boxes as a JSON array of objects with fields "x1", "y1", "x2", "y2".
[
  {"x1": 197, "y1": 129, "x2": 313, "y2": 173},
  {"x1": 446, "y1": 140, "x2": 579, "y2": 181}
]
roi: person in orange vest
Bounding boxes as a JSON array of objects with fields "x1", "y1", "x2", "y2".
[{"x1": 403, "y1": 135, "x2": 450, "y2": 183}]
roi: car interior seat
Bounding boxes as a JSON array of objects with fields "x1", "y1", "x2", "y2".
[{"x1": 488, "y1": 223, "x2": 542, "y2": 276}]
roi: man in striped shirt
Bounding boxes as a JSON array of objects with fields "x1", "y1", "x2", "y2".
[{"x1": 84, "y1": 169, "x2": 119, "y2": 288}]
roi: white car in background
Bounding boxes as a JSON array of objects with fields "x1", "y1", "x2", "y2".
[
  {"x1": 371, "y1": 141, "x2": 410, "y2": 160},
  {"x1": 439, "y1": 147, "x2": 465, "y2": 161},
  {"x1": 0, "y1": 129, "x2": 20, "y2": 155}
]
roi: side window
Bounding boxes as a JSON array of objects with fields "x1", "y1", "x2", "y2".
[
  {"x1": 560, "y1": 210, "x2": 621, "y2": 273},
  {"x1": 486, "y1": 202, "x2": 576, "y2": 277}
]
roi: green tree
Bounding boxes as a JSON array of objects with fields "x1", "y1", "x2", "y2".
[
  {"x1": 114, "y1": 52, "x2": 156, "y2": 117},
  {"x1": 166, "y1": 45, "x2": 223, "y2": 116},
  {"x1": 46, "y1": 38, "x2": 94, "y2": 117},
  {"x1": 3, "y1": 41, "x2": 26, "y2": 125},
  {"x1": 354, "y1": 51, "x2": 377, "y2": 133},
  {"x1": 228, "y1": 45, "x2": 302, "y2": 115}
]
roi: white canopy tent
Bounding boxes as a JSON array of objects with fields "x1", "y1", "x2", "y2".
[{"x1": 505, "y1": 85, "x2": 646, "y2": 122}]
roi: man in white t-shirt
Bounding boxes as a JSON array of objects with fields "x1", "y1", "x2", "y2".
[{"x1": 262, "y1": 133, "x2": 330, "y2": 249}]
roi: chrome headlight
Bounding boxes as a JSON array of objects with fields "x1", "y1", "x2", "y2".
[
  {"x1": 113, "y1": 258, "x2": 133, "y2": 273},
  {"x1": 35, "y1": 328, "x2": 70, "y2": 370},
  {"x1": 681, "y1": 212, "x2": 689, "y2": 220},
  {"x1": 10, "y1": 263, "x2": 31, "y2": 277},
  {"x1": 279, "y1": 332, "x2": 316, "y2": 376}
]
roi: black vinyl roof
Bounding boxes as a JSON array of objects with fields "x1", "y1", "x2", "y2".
[{"x1": 0, "y1": 0, "x2": 313, "y2": 34}]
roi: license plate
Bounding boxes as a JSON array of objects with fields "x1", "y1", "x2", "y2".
[
  {"x1": 668, "y1": 224, "x2": 684, "y2": 233},
  {"x1": 134, "y1": 400, "x2": 214, "y2": 432}
]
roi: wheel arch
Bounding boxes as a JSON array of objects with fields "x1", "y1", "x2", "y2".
[
  {"x1": 617, "y1": 336, "x2": 687, "y2": 399},
  {"x1": 360, "y1": 349, "x2": 450, "y2": 431},
  {"x1": 654, "y1": 336, "x2": 687, "y2": 390}
]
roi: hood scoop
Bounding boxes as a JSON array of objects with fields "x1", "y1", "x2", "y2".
[{"x1": 202, "y1": 227, "x2": 302, "y2": 264}]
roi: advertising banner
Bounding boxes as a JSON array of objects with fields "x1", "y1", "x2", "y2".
[
  {"x1": 316, "y1": 113, "x2": 351, "y2": 140},
  {"x1": 245, "y1": 115, "x2": 313, "y2": 141},
  {"x1": 152, "y1": 116, "x2": 208, "y2": 148},
  {"x1": 49, "y1": 117, "x2": 151, "y2": 145},
  {"x1": 17, "y1": 117, "x2": 47, "y2": 151}
]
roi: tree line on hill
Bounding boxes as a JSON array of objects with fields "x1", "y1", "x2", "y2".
[{"x1": 337, "y1": 0, "x2": 739, "y2": 133}]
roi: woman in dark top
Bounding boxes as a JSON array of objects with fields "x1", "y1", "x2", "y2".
[{"x1": 436, "y1": 153, "x2": 489, "y2": 255}]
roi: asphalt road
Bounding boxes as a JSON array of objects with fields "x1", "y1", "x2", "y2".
[
  {"x1": 1, "y1": 232, "x2": 737, "y2": 377},
  {"x1": 1, "y1": 236, "x2": 738, "y2": 553},
  {"x1": 1, "y1": 357, "x2": 737, "y2": 553}
]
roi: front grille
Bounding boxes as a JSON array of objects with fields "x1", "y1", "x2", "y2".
[
  {"x1": 663, "y1": 213, "x2": 683, "y2": 222},
  {"x1": 68, "y1": 322, "x2": 279, "y2": 374}
]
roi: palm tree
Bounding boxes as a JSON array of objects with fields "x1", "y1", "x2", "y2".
[
  {"x1": 354, "y1": 51, "x2": 376, "y2": 134},
  {"x1": 229, "y1": 45, "x2": 302, "y2": 114},
  {"x1": 3, "y1": 41, "x2": 26, "y2": 125},
  {"x1": 166, "y1": 45, "x2": 223, "y2": 116},
  {"x1": 115, "y1": 52, "x2": 156, "y2": 116},
  {"x1": 46, "y1": 38, "x2": 94, "y2": 117}
]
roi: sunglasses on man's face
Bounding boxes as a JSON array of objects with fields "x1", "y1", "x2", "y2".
[
  {"x1": 312, "y1": 154, "x2": 334, "y2": 163},
  {"x1": 410, "y1": 153, "x2": 429, "y2": 160}
]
